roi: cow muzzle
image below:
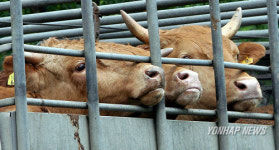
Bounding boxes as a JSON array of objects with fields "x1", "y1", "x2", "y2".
[
  {"x1": 140, "y1": 65, "x2": 165, "y2": 106},
  {"x1": 228, "y1": 77, "x2": 262, "y2": 111},
  {"x1": 175, "y1": 70, "x2": 202, "y2": 106}
]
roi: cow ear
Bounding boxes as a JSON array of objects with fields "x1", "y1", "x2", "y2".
[
  {"x1": 238, "y1": 42, "x2": 266, "y2": 65},
  {"x1": 3, "y1": 52, "x2": 44, "y2": 72},
  {"x1": 3, "y1": 56, "x2": 14, "y2": 72}
]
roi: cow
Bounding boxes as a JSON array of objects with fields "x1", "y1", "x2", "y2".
[
  {"x1": 121, "y1": 7, "x2": 266, "y2": 121},
  {"x1": 1, "y1": 37, "x2": 202, "y2": 117}
]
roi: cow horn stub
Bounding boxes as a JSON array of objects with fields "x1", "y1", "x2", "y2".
[
  {"x1": 120, "y1": 10, "x2": 150, "y2": 44},
  {"x1": 24, "y1": 52, "x2": 44, "y2": 65},
  {"x1": 221, "y1": 7, "x2": 242, "y2": 39},
  {"x1": 161, "y1": 48, "x2": 173, "y2": 57}
]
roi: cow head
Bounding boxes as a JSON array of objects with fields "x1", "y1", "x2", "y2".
[
  {"x1": 121, "y1": 8, "x2": 266, "y2": 115},
  {"x1": 3, "y1": 38, "x2": 166, "y2": 115}
]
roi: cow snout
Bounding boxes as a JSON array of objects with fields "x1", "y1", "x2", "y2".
[
  {"x1": 144, "y1": 66, "x2": 165, "y2": 88},
  {"x1": 234, "y1": 77, "x2": 262, "y2": 98},
  {"x1": 177, "y1": 70, "x2": 199, "y2": 83},
  {"x1": 230, "y1": 77, "x2": 262, "y2": 111},
  {"x1": 175, "y1": 70, "x2": 202, "y2": 106},
  {"x1": 139, "y1": 66, "x2": 165, "y2": 106}
]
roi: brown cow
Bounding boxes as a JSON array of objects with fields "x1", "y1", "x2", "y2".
[
  {"x1": 121, "y1": 8, "x2": 266, "y2": 121},
  {"x1": 2, "y1": 38, "x2": 202, "y2": 116}
]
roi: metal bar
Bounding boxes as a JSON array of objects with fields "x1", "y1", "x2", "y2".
[
  {"x1": 0, "y1": 0, "x2": 273, "y2": 28},
  {"x1": 22, "y1": 44, "x2": 270, "y2": 72},
  {"x1": 0, "y1": 98, "x2": 274, "y2": 120},
  {"x1": 209, "y1": 1, "x2": 230, "y2": 150},
  {"x1": 10, "y1": 0, "x2": 30, "y2": 149},
  {"x1": 0, "y1": 43, "x2": 12, "y2": 53},
  {"x1": 81, "y1": 0, "x2": 102, "y2": 149},
  {"x1": 0, "y1": 8, "x2": 82, "y2": 27},
  {"x1": 2, "y1": 6, "x2": 277, "y2": 37},
  {"x1": 99, "y1": 0, "x2": 204, "y2": 15},
  {"x1": 101, "y1": 4, "x2": 276, "y2": 25},
  {"x1": 146, "y1": 0, "x2": 171, "y2": 150},
  {"x1": 99, "y1": 15, "x2": 275, "y2": 36},
  {"x1": 100, "y1": 28, "x2": 272, "y2": 41},
  {"x1": 24, "y1": 44, "x2": 84, "y2": 57},
  {"x1": 99, "y1": 14, "x2": 275, "y2": 40},
  {"x1": 0, "y1": 98, "x2": 15, "y2": 107},
  {"x1": 0, "y1": 0, "x2": 80, "y2": 11},
  {"x1": 1, "y1": 14, "x2": 276, "y2": 44},
  {"x1": 0, "y1": 19, "x2": 82, "y2": 37},
  {"x1": 0, "y1": 97, "x2": 274, "y2": 121},
  {"x1": 0, "y1": 28, "x2": 83, "y2": 45},
  {"x1": 0, "y1": 0, "x2": 205, "y2": 28},
  {"x1": 267, "y1": 0, "x2": 279, "y2": 149}
]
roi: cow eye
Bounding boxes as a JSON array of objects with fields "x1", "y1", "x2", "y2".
[
  {"x1": 182, "y1": 55, "x2": 191, "y2": 59},
  {"x1": 75, "y1": 63, "x2": 85, "y2": 72}
]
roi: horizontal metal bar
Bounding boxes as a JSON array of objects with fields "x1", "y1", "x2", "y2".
[
  {"x1": 2, "y1": 6, "x2": 276, "y2": 37},
  {"x1": 1, "y1": 14, "x2": 274, "y2": 44},
  {"x1": 0, "y1": 43, "x2": 12, "y2": 53},
  {"x1": 233, "y1": 30, "x2": 270, "y2": 39},
  {"x1": 101, "y1": 3, "x2": 276, "y2": 25},
  {"x1": 0, "y1": 0, "x2": 80, "y2": 11},
  {"x1": 24, "y1": 44, "x2": 84, "y2": 57},
  {"x1": 0, "y1": 0, "x2": 273, "y2": 28},
  {"x1": 0, "y1": 98, "x2": 273, "y2": 120},
  {"x1": 0, "y1": 0, "x2": 204, "y2": 28},
  {"x1": 0, "y1": 19, "x2": 82, "y2": 37},
  {"x1": 102, "y1": 37, "x2": 271, "y2": 50},
  {"x1": 0, "y1": 97, "x2": 15, "y2": 107},
  {"x1": 98, "y1": 0, "x2": 205, "y2": 15},
  {"x1": 23, "y1": 44, "x2": 270, "y2": 72},
  {"x1": 28, "y1": 98, "x2": 153, "y2": 113},
  {"x1": 100, "y1": 29, "x2": 271, "y2": 41},
  {"x1": 224, "y1": 62, "x2": 270, "y2": 72},
  {"x1": 0, "y1": 28, "x2": 84, "y2": 45},
  {"x1": 227, "y1": 111, "x2": 273, "y2": 120}
]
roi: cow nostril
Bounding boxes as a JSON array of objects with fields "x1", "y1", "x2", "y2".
[
  {"x1": 177, "y1": 72, "x2": 189, "y2": 80},
  {"x1": 145, "y1": 70, "x2": 159, "y2": 78},
  {"x1": 234, "y1": 81, "x2": 247, "y2": 90}
]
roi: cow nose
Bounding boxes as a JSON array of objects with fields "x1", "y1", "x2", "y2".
[
  {"x1": 177, "y1": 70, "x2": 199, "y2": 83},
  {"x1": 145, "y1": 69, "x2": 159, "y2": 78},
  {"x1": 145, "y1": 67, "x2": 163, "y2": 79},
  {"x1": 234, "y1": 77, "x2": 262, "y2": 97},
  {"x1": 145, "y1": 66, "x2": 165, "y2": 87}
]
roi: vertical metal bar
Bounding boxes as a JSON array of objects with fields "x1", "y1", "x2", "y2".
[
  {"x1": 267, "y1": 0, "x2": 279, "y2": 149},
  {"x1": 209, "y1": 1, "x2": 230, "y2": 150},
  {"x1": 81, "y1": 0, "x2": 102, "y2": 149},
  {"x1": 146, "y1": 0, "x2": 172, "y2": 150},
  {"x1": 10, "y1": 0, "x2": 30, "y2": 149}
]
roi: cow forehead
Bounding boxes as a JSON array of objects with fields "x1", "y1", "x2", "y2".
[{"x1": 161, "y1": 26, "x2": 238, "y2": 62}]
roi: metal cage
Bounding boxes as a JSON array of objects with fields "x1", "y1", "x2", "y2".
[{"x1": 0, "y1": 0, "x2": 278, "y2": 150}]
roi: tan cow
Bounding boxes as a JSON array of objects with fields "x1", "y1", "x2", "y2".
[
  {"x1": 121, "y1": 8, "x2": 266, "y2": 121},
  {"x1": 1, "y1": 38, "x2": 202, "y2": 116}
]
